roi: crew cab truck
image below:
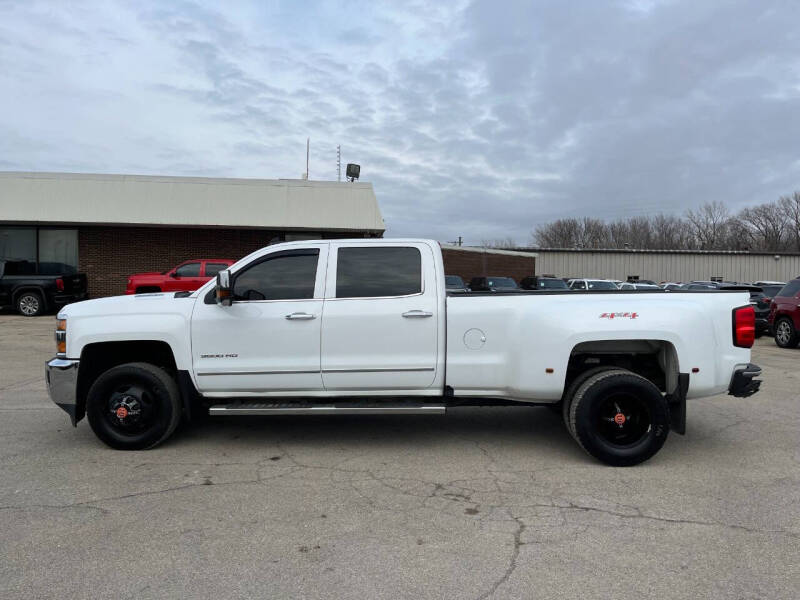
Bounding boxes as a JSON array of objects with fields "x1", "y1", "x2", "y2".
[
  {"x1": 1, "y1": 260, "x2": 88, "y2": 316},
  {"x1": 45, "y1": 239, "x2": 762, "y2": 466}
]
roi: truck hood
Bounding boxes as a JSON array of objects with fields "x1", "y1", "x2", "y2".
[
  {"x1": 58, "y1": 292, "x2": 196, "y2": 319},
  {"x1": 129, "y1": 272, "x2": 165, "y2": 279}
]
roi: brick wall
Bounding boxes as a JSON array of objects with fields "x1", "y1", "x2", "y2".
[
  {"x1": 78, "y1": 226, "x2": 357, "y2": 298},
  {"x1": 441, "y1": 248, "x2": 535, "y2": 284},
  {"x1": 78, "y1": 230, "x2": 536, "y2": 298}
]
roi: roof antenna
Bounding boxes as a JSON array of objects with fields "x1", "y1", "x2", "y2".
[{"x1": 304, "y1": 137, "x2": 310, "y2": 180}]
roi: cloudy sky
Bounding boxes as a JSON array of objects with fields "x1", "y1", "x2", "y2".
[{"x1": 1, "y1": 1, "x2": 799, "y2": 244}]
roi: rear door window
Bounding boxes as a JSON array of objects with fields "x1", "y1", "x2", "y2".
[
  {"x1": 777, "y1": 280, "x2": 800, "y2": 297},
  {"x1": 336, "y1": 247, "x2": 421, "y2": 298}
]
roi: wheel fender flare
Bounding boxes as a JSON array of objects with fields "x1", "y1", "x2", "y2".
[{"x1": 13, "y1": 286, "x2": 48, "y2": 310}]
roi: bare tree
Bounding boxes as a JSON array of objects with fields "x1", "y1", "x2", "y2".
[
  {"x1": 685, "y1": 201, "x2": 731, "y2": 249},
  {"x1": 739, "y1": 202, "x2": 788, "y2": 252},
  {"x1": 527, "y1": 192, "x2": 800, "y2": 252},
  {"x1": 651, "y1": 214, "x2": 688, "y2": 249},
  {"x1": 577, "y1": 218, "x2": 609, "y2": 248},
  {"x1": 533, "y1": 218, "x2": 583, "y2": 247},
  {"x1": 779, "y1": 192, "x2": 800, "y2": 251}
]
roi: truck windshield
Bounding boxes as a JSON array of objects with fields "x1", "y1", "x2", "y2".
[
  {"x1": 445, "y1": 275, "x2": 465, "y2": 288},
  {"x1": 588, "y1": 281, "x2": 618, "y2": 290},
  {"x1": 489, "y1": 277, "x2": 518, "y2": 288},
  {"x1": 538, "y1": 278, "x2": 568, "y2": 289}
]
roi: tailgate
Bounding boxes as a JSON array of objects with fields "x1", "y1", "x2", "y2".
[{"x1": 64, "y1": 273, "x2": 87, "y2": 294}]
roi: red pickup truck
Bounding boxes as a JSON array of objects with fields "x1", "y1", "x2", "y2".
[{"x1": 125, "y1": 259, "x2": 234, "y2": 295}]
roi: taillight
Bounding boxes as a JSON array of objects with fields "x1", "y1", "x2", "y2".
[
  {"x1": 733, "y1": 305, "x2": 755, "y2": 348},
  {"x1": 56, "y1": 277, "x2": 64, "y2": 291}
]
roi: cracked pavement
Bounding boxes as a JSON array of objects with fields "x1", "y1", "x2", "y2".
[{"x1": 0, "y1": 314, "x2": 798, "y2": 599}]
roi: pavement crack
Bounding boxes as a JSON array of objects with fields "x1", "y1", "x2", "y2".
[{"x1": 475, "y1": 512, "x2": 527, "y2": 600}]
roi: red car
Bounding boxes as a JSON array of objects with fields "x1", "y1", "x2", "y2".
[
  {"x1": 768, "y1": 278, "x2": 800, "y2": 348},
  {"x1": 126, "y1": 259, "x2": 234, "y2": 295}
]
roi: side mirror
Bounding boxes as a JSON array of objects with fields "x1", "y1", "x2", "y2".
[
  {"x1": 216, "y1": 270, "x2": 232, "y2": 306},
  {"x1": 169, "y1": 271, "x2": 178, "y2": 278}
]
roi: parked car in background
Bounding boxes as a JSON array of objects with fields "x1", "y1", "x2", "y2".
[
  {"x1": 745, "y1": 288, "x2": 771, "y2": 338},
  {"x1": 661, "y1": 282, "x2": 687, "y2": 291},
  {"x1": 685, "y1": 282, "x2": 770, "y2": 337},
  {"x1": 627, "y1": 279, "x2": 658, "y2": 286},
  {"x1": 757, "y1": 284, "x2": 785, "y2": 304},
  {"x1": 126, "y1": 259, "x2": 235, "y2": 294},
  {"x1": 618, "y1": 282, "x2": 662, "y2": 291},
  {"x1": 0, "y1": 260, "x2": 88, "y2": 316},
  {"x1": 519, "y1": 276, "x2": 570, "y2": 290},
  {"x1": 445, "y1": 275, "x2": 468, "y2": 292},
  {"x1": 768, "y1": 278, "x2": 800, "y2": 348},
  {"x1": 687, "y1": 281, "x2": 722, "y2": 290},
  {"x1": 469, "y1": 276, "x2": 519, "y2": 292},
  {"x1": 567, "y1": 278, "x2": 619, "y2": 291},
  {"x1": 753, "y1": 280, "x2": 786, "y2": 287}
]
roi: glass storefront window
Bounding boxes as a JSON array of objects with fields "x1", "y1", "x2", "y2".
[
  {"x1": 0, "y1": 228, "x2": 37, "y2": 275},
  {"x1": 0, "y1": 227, "x2": 78, "y2": 275},
  {"x1": 38, "y1": 229, "x2": 78, "y2": 274}
]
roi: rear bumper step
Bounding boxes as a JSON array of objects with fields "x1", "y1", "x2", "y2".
[
  {"x1": 728, "y1": 363, "x2": 762, "y2": 398},
  {"x1": 208, "y1": 402, "x2": 447, "y2": 416}
]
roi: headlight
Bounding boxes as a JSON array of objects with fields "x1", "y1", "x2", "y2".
[{"x1": 55, "y1": 317, "x2": 66, "y2": 356}]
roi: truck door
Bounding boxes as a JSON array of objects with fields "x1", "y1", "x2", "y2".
[
  {"x1": 320, "y1": 243, "x2": 439, "y2": 391},
  {"x1": 165, "y1": 261, "x2": 205, "y2": 292},
  {"x1": 190, "y1": 246, "x2": 327, "y2": 393}
]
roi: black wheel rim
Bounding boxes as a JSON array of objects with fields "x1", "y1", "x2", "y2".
[
  {"x1": 103, "y1": 382, "x2": 159, "y2": 435},
  {"x1": 595, "y1": 392, "x2": 652, "y2": 447}
]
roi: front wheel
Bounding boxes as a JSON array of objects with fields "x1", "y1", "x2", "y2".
[
  {"x1": 774, "y1": 318, "x2": 799, "y2": 349},
  {"x1": 565, "y1": 369, "x2": 669, "y2": 466},
  {"x1": 86, "y1": 362, "x2": 181, "y2": 450}
]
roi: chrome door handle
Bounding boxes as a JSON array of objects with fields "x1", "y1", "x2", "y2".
[
  {"x1": 402, "y1": 310, "x2": 433, "y2": 318},
  {"x1": 285, "y1": 312, "x2": 316, "y2": 320}
]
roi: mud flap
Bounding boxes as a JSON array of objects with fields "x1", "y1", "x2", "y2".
[{"x1": 667, "y1": 373, "x2": 689, "y2": 435}]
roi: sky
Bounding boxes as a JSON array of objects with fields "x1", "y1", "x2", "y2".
[{"x1": 1, "y1": 0, "x2": 799, "y2": 244}]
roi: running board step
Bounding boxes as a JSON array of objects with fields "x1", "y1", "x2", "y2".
[{"x1": 208, "y1": 402, "x2": 447, "y2": 416}]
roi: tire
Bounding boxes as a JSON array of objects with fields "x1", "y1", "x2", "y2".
[
  {"x1": 561, "y1": 366, "x2": 620, "y2": 437},
  {"x1": 135, "y1": 287, "x2": 162, "y2": 294},
  {"x1": 16, "y1": 291, "x2": 44, "y2": 317},
  {"x1": 86, "y1": 362, "x2": 181, "y2": 450},
  {"x1": 567, "y1": 369, "x2": 670, "y2": 467},
  {"x1": 773, "y1": 318, "x2": 799, "y2": 349}
]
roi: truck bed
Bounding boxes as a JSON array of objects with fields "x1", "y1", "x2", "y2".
[{"x1": 445, "y1": 289, "x2": 752, "y2": 401}]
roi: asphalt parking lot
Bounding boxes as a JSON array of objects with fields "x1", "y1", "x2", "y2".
[{"x1": 0, "y1": 314, "x2": 798, "y2": 599}]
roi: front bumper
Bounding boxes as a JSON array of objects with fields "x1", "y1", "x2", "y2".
[
  {"x1": 728, "y1": 363, "x2": 762, "y2": 398},
  {"x1": 45, "y1": 358, "x2": 80, "y2": 426}
]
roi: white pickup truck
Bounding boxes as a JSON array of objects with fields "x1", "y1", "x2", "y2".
[{"x1": 45, "y1": 239, "x2": 761, "y2": 466}]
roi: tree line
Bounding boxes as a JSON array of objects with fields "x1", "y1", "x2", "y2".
[{"x1": 526, "y1": 192, "x2": 800, "y2": 252}]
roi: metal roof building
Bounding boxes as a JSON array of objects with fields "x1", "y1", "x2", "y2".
[
  {"x1": 0, "y1": 171, "x2": 385, "y2": 297},
  {"x1": 523, "y1": 247, "x2": 800, "y2": 284}
]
